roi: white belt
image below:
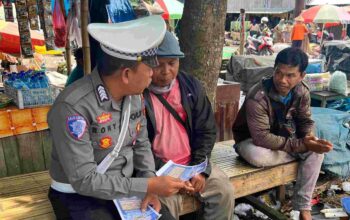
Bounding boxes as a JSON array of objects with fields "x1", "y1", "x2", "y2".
[{"x1": 51, "y1": 180, "x2": 76, "y2": 193}]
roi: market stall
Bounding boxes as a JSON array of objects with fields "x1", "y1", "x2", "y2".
[
  {"x1": 0, "y1": 0, "x2": 73, "y2": 178},
  {"x1": 0, "y1": 106, "x2": 51, "y2": 176}
]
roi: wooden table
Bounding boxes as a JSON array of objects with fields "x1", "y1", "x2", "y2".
[{"x1": 310, "y1": 90, "x2": 346, "y2": 107}]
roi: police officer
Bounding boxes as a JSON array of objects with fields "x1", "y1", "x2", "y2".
[{"x1": 47, "y1": 16, "x2": 193, "y2": 220}]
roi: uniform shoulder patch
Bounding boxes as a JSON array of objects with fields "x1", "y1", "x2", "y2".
[
  {"x1": 96, "y1": 84, "x2": 109, "y2": 102},
  {"x1": 66, "y1": 115, "x2": 87, "y2": 140}
]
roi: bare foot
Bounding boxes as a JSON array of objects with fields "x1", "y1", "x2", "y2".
[{"x1": 300, "y1": 210, "x2": 312, "y2": 220}]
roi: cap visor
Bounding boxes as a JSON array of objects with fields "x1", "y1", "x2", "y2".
[{"x1": 142, "y1": 56, "x2": 159, "y2": 68}]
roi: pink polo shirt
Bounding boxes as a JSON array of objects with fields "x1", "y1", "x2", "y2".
[{"x1": 150, "y1": 79, "x2": 191, "y2": 165}]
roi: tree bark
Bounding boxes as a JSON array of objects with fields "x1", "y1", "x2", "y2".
[
  {"x1": 179, "y1": 1, "x2": 227, "y2": 105},
  {"x1": 294, "y1": 0, "x2": 305, "y2": 18}
]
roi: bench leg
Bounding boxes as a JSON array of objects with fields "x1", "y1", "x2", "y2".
[
  {"x1": 241, "y1": 195, "x2": 288, "y2": 220},
  {"x1": 277, "y1": 185, "x2": 286, "y2": 205}
]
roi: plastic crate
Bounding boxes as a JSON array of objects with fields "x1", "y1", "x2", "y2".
[{"x1": 4, "y1": 84, "x2": 55, "y2": 109}]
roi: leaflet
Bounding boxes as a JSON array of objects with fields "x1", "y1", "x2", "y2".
[
  {"x1": 114, "y1": 197, "x2": 161, "y2": 220},
  {"x1": 156, "y1": 158, "x2": 208, "y2": 181}
]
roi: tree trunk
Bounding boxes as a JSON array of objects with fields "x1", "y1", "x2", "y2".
[
  {"x1": 294, "y1": 0, "x2": 305, "y2": 18},
  {"x1": 179, "y1": 1, "x2": 227, "y2": 105}
]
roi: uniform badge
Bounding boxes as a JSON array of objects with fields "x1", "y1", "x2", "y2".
[
  {"x1": 132, "y1": 122, "x2": 142, "y2": 145},
  {"x1": 66, "y1": 115, "x2": 87, "y2": 140},
  {"x1": 136, "y1": 122, "x2": 141, "y2": 133},
  {"x1": 99, "y1": 136, "x2": 112, "y2": 149},
  {"x1": 96, "y1": 84, "x2": 109, "y2": 102},
  {"x1": 96, "y1": 112, "x2": 112, "y2": 124}
]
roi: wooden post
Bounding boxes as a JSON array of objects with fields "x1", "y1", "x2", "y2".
[
  {"x1": 294, "y1": 0, "x2": 305, "y2": 18},
  {"x1": 239, "y1": 8, "x2": 245, "y2": 55},
  {"x1": 320, "y1": 23, "x2": 325, "y2": 45},
  {"x1": 277, "y1": 185, "x2": 286, "y2": 204},
  {"x1": 58, "y1": 0, "x2": 72, "y2": 76},
  {"x1": 81, "y1": 0, "x2": 91, "y2": 74}
]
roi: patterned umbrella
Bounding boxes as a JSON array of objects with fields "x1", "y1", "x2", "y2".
[
  {"x1": 301, "y1": 4, "x2": 350, "y2": 24},
  {"x1": 154, "y1": 0, "x2": 183, "y2": 20},
  {"x1": 343, "y1": 6, "x2": 350, "y2": 13},
  {"x1": 0, "y1": 21, "x2": 44, "y2": 54}
]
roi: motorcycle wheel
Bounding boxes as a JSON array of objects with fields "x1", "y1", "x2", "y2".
[
  {"x1": 259, "y1": 48, "x2": 268, "y2": 56},
  {"x1": 245, "y1": 48, "x2": 252, "y2": 55}
]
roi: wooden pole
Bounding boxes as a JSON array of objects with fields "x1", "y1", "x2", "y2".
[
  {"x1": 294, "y1": 0, "x2": 305, "y2": 18},
  {"x1": 320, "y1": 23, "x2": 325, "y2": 45},
  {"x1": 81, "y1": 0, "x2": 91, "y2": 74},
  {"x1": 58, "y1": 0, "x2": 72, "y2": 76},
  {"x1": 239, "y1": 8, "x2": 245, "y2": 55}
]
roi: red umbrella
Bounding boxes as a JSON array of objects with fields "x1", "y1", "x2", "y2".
[
  {"x1": 301, "y1": 5, "x2": 350, "y2": 41},
  {"x1": 154, "y1": 0, "x2": 183, "y2": 20},
  {"x1": 0, "y1": 21, "x2": 45, "y2": 54},
  {"x1": 301, "y1": 4, "x2": 350, "y2": 24},
  {"x1": 343, "y1": 6, "x2": 350, "y2": 13}
]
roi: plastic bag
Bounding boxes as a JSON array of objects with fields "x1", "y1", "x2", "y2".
[
  {"x1": 106, "y1": 0, "x2": 136, "y2": 23},
  {"x1": 304, "y1": 72, "x2": 331, "y2": 92},
  {"x1": 329, "y1": 71, "x2": 348, "y2": 96},
  {"x1": 53, "y1": 0, "x2": 66, "y2": 48},
  {"x1": 66, "y1": 0, "x2": 81, "y2": 47}
]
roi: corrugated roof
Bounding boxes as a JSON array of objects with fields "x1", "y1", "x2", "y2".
[
  {"x1": 227, "y1": 0, "x2": 295, "y2": 14},
  {"x1": 229, "y1": 8, "x2": 293, "y2": 14},
  {"x1": 306, "y1": 0, "x2": 350, "y2": 5}
]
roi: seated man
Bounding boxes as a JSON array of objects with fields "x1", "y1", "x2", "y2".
[
  {"x1": 143, "y1": 31, "x2": 235, "y2": 220},
  {"x1": 48, "y1": 17, "x2": 191, "y2": 220},
  {"x1": 232, "y1": 47, "x2": 333, "y2": 220}
]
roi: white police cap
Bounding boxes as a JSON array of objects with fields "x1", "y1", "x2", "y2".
[{"x1": 87, "y1": 15, "x2": 166, "y2": 67}]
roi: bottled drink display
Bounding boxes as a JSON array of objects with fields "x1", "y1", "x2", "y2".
[{"x1": 2, "y1": 70, "x2": 50, "y2": 90}]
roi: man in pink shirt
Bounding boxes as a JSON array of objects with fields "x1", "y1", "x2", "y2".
[{"x1": 143, "y1": 31, "x2": 235, "y2": 220}]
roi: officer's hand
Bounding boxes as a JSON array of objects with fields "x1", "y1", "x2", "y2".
[
  {"x1": 190, "y1": 174, "x2": 206, "y2": 193},
  {"x1": 303, "y1": 136, "x2": 333, "y2": 153},
  {"x1": 147, "y1": 176, "x2": 194, "y2": 197},
  {"x1": 141, "y1": 193, "x2": 161, "y2": 212}
]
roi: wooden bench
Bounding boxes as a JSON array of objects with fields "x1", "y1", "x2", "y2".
[{"x1": 0, "y1": 140, "x2": 298, "y2": 219}]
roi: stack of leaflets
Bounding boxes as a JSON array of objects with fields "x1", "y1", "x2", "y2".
[
  {"x1": 114, "y1": 197, "x2": 161, "y2": 220},
  {"x1": 113, "y1": 159, "x2": 207, "y2": 219},
  {"x1": 156, "y1": 158, "x2": 208, "y2": 181}
]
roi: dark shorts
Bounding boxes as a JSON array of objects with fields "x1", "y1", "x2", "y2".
[
  {"x1": 48, "y1": 187, "x2": 176, "y2": 220},
  {"x1": 292, "y1": 40, "x2": 303, "y2": 48}
]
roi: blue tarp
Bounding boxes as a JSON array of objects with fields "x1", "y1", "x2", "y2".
[
  {"x1": 51, "y1": 0, "x2": 70, "y2": 15},
  {"x1": 312, "y1": 107, "x2": 350, "y2": 178}
]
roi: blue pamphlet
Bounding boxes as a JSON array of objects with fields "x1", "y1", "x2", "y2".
[
  {"x1": 114, "y1": 196, "x2": 161, "y2": 220},
  {"x1": 156, "y1": 158, "x2": 208, "y2": 181}
]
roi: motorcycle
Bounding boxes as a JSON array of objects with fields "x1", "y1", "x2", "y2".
[{"x1": 245, "y1": 34, "x2": 274, "y2": 56}]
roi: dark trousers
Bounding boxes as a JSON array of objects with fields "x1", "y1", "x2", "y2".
[
  {"x1": 48, "y1": 188, "x2": 175, "y2": 220},
  {"x1": 292, "y1": 40, "x2": 302, "y2": 48}
]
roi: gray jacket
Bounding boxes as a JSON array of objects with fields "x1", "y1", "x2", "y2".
[{"x1": 48, "y1": 68, "x2": 155, "y2": 200}]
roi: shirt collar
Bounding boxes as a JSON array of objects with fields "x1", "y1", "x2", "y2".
[{"x1": 263, "y1": 77, "x2": 296, "y2": 104}]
